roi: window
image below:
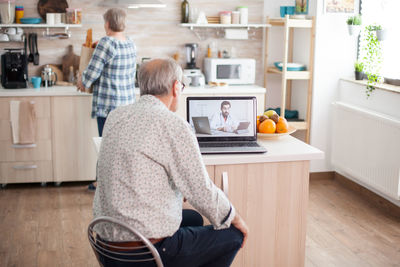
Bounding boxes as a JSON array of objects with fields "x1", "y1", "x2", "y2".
[{"x1": 359, "y1": 0, "x2": 400, "y2": 80}]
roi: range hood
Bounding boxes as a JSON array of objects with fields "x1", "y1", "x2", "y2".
[{"x1": 99, "y1": 0, "x2": 166, "y2": 9}]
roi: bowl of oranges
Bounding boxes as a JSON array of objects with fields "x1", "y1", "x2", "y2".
[{"x1": 257, "y1": 110, "x2": 296, "y2": 139}]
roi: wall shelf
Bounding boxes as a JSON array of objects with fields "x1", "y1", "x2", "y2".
[
  {"x1": 0, "y1": 24, "x2": 82, "y2": 39},
  {"x1": 181, "y1": 23, "x2": 271, "y2": 30},
  {"x1": 181, "y1": 23, "x2": 271, "y2": 40},
  {"x1": 0, "y1": 24, "x2": 82, "y2": 29}
]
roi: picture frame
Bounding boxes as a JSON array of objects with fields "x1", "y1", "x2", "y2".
[
  {"x1": 325, "y1": 0, "x2": 356, "y2": 14},
  {"x1": 295, "y1": 0, "x2": 309, "y2": 14}
]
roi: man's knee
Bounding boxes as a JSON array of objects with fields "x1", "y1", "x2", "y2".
[{"x1": 228, "y1": 225, "x2": 244, "y2": 248}]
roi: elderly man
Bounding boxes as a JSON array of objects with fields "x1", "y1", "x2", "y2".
[{"x1": 93, "y1": 58, "x2": 248, "y2": 267}]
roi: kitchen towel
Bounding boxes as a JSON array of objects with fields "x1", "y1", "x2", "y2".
[{"x1": 10, "y1": 100, "x2": 37, "y2": 144}]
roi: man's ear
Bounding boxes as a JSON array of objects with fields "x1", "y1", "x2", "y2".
[{"x1": 172, "y1": 80, "x2": 179, "y2": 97}]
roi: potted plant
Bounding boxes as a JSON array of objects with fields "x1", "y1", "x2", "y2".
[
  {"x1": 354, "y1": 61, "x2": 364, "y2": 80},
  {"x1": 366, "y1": 24, "x2": 387, "y2": 41},
  {"x1": 360, "y1": 25, "x2": 383, "y2": 97},
  {"x1": 346, "y1": 15, "x2": 362, "y2": 36},
  {"x1": 375, "y1": 25, "x2": 388, "y2": 41}
]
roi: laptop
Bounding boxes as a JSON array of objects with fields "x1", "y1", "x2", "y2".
[
  {"x1": 192, "y1": 116, "x2": 212, "y2": 134},
  {"x1": 187, "y1": 96, "x2": 267, "y2": 154}
]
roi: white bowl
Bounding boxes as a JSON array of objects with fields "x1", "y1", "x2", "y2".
[{"x1": 8, "y1": 34, "x2": 22, "y2": 42}]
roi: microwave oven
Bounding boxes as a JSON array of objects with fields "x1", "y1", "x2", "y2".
[{"x1": 203, "y1": 58, "x2": 256, "y2": 85}]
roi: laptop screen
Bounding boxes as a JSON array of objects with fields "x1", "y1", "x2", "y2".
[{"x1": 186, "y1": 96, "x2": 257, "y2": 142}]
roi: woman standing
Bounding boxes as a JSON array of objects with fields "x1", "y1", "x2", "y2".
[{"x1": 77, "y1": 8, "x2": 136, "y2": 190}]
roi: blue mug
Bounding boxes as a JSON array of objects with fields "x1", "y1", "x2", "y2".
[
  {"x1": 31, "y1": 76, "x2": 41, "y2": 89},
  {"x1": 286, "y1": 6, "x2": 295, "y2": 15},
  {"x1": 280, "y1": 6, "x2": 286, "y2": 17},
  {"x1": 280, "y1": 6, "x2": 296, "y2": 17}
]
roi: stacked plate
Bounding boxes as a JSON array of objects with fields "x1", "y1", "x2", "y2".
[
  {"x1": 20, "y1": 18, "x2": 42, "y2": 24},
  {"x1": 274, "y1": 62, "x2": 306, "y2": 71}
]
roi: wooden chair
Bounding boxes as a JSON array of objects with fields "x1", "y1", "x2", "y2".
[{"x1": 88, "y1": 216, "x2": 164, "y2": 267}]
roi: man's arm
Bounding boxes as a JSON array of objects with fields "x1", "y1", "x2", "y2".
[
  {"x1": 210, "y1": 113, "x2": 223, "y2": 131},
  {"x1": 166, "y1": 120, "x2": 236, "y2": 229}
]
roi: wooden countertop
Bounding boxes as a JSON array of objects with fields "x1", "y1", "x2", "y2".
[
  {"x1": 0, "y1": 85, "x2": 266, "y2": 97},
  {"x1": 93, "y1": 135, "x2": 324, "y2": 165}
]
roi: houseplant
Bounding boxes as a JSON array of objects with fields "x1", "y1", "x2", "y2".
[
  {"x1": 346, "y1": 15, "x2": 362, "y2": 36},
  {"x1": 360, "y1": 25, "x2": 383, "y2": 97},
  {"x1": 354, "y1": 61, "x2": 364, "y2": 80},
  {"x1": 375, "y1": 25, "x2": 388, "y2": 41}
]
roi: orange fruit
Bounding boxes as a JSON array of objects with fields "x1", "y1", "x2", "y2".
[
  {"x1": 257, "y1": 118, "x2": 260, "y2": 132},
  {"x1": 259, "y1": 119, "x2": 276, "y2": 134},
  {"x1": 276, "y1": 117, "x2": 288, "y2": 133}
]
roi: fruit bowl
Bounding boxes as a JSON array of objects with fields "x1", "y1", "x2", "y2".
[{"x1": 257, "y1": 126, "x2": 296, "y2": 139}]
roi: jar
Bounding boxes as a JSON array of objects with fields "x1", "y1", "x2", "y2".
[
  {"x1": 231, "y1": 11, "x2": 240, "y2": 24},
  {"x1": 66, "y1": 8, "x2": 82, "y2": 24},
  {"x1": 15, "y1": 5, "x2": 23, "y2": 23},
  {"x1": 237, "y1": 6, "x2": 248, "y2": 25},
  {"x1": 0, "y1": 0, "x2": 16, "y2": 24},
  {"x1": 219, "y1": 11, "x2": 231, "y2": 25}
]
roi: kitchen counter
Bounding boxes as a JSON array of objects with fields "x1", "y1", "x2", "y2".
[
  {"x1": 0, "y1": 84, "x2": 266, "y2": 97},
  {"x1": 93, "y1": 135, "x2": 324, "y2": 164},
  {"x1": 202, "y1": 135, "x2": 323, "y2": 165},
  {"x1": 0, "y1": 86, "x2": 91, "y2": 96}
]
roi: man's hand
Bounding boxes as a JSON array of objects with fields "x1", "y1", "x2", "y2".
[{"x1": 231, "y1": 213, "x2": 249, "y2": 248}]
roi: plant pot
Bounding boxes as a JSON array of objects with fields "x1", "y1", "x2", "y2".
[
  {"x1": 355, "y1": 71, "x2": 364, "y2": 80},
  {"x1": 347, "y1": 25, "x2": 361, "y2": 36},
  {"x1": 376, "y1": 29, "x2": 387, "y2": 41}
]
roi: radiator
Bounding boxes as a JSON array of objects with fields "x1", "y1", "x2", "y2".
[{"x1": 331, "y1": 102, "x2": 400, "y2": 202}]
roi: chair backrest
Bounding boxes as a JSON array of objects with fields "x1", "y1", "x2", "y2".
[{"x1": 88, "y1": 216, "x2": 164, "y2": 267}]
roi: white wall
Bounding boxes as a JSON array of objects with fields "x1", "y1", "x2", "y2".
[
  {"x1": 264, "y1": 0, "x2": 358, "y2": 172},
  {"x1": 310, "y1": 0, "x2": 358, "y2": 172}
]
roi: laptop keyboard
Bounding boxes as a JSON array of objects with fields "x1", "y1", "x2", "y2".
[{"x1": 199, "y1": 142, "x2": 261, "y2": 148}]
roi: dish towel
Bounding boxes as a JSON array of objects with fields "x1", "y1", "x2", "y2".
[{"x1": 10, "y1": 100, "x2": 37, "y2": 144}]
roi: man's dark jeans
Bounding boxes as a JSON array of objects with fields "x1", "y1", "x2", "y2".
[{"x1": 97, "y1": 210, "x2": 243, "y2": 267}]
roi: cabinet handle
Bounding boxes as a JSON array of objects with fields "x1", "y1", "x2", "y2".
[
  {"x1": 13, "y1": 165, "x2": 37, "y2": 170},
  {"x1": 222, "y1": 171, "x2": 229, "y2": 197},
  {"x1": 12, "y1": 144, "x2": 37, "y2": 148}
]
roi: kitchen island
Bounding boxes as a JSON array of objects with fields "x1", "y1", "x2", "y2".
[
  {"x1": 203, "y1": 136, "x2": 323, "y2": 267},
  {"x1": 93, "y1": 135, "x2": 324, "y2": 267},
  {"x1": 0, "y1": 85, "x2": 266, "y2": 185}
]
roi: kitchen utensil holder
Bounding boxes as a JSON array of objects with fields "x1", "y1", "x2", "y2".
[{"x1": 42, "y1": 27, "x2": 71, "y2": 39}]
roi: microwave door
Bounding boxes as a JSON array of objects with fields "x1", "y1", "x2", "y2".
[{"x1": 216, "y1": 64, "x2": 241, "y2": 83}]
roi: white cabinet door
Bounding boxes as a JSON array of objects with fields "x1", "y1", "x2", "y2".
[{"x1": 52, "y1": 96, "x2": 98, "y2": 182}]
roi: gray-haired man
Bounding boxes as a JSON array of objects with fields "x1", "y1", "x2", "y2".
[{"x1": 94, "y1": 58, "x2": 248, "y2": 267}]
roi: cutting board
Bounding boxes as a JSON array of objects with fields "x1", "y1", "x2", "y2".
[
  {"x1": 62, "y1": 45, "x2": 80, "y2": 82},
  {"x1": 37, "y1": 0, "x2": 69, "y2": 21}
]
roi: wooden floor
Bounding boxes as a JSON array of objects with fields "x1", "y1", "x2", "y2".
[{"x1": 0, "y1": 179, "x2": 399, "y2": 267}]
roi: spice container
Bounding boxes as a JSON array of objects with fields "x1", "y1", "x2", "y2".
[
  {"x1": 15, "y1": 5, "x2": 23, "y2": 23},
  {"x1": 66, "y1": 8, "x2": 82, "y2": 24},
  {"x1": 237, "y1": 6, "x2": 248, "y2": 24},
  {"x1": 219, "y1": 11, "x2": 231, "y2": 24},
  {"x1": 231, "y1": 11, "x2": 240, "y2": 24}
]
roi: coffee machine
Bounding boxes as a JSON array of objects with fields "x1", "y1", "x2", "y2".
[
  {"x1": 183, "y1": 43, "x2": 205, "y2": 87},
  {"x1": 1, "y1": 48, "x2": 28, "y2": 89}
]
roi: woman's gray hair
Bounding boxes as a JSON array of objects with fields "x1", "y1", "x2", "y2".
[
  {"x1": 138, "y1": 59, "x2": 183, "y2": 96},
  {"x1": 103, "y1": 8, "x2": 126, "y2": 32}
]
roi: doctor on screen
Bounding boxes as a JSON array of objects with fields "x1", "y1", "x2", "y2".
[{"x1": 210, "y1": 101, "x2": 239, "y2": 132}]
